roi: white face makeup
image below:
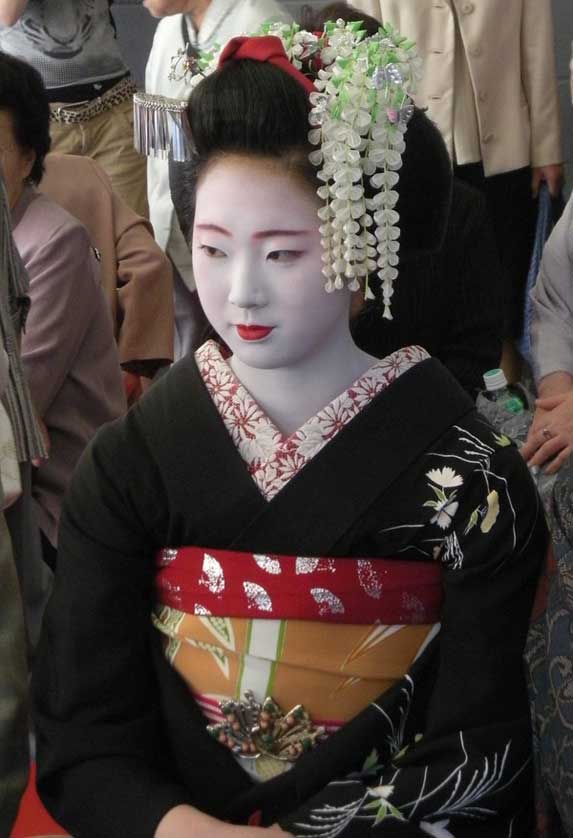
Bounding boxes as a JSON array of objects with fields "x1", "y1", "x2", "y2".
[{"x1": 192, "y1": 155, "x2": 353, "y2": 374}]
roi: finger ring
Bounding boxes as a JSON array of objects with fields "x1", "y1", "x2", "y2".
[{"x1": 542, "y1": 427, "x2": 553, "y2": 441}]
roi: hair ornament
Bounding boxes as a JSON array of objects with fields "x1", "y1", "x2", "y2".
[
  {"x1": 134, "y1": 19, "x2": 421, "y2": 317},
  {"x1": 306, "y1": 20, "x2": 420, "y2": 315}
]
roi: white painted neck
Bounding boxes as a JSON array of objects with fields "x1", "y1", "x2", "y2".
[{"x1": 229, "y1": 327, "x2": 377, "y2": 437}]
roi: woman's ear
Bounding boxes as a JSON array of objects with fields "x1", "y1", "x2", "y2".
[
  {"x1": 21, "y1": 147, "x2": 36, "y2": 182},
  {"x1": 349, "y1": 284, "x2": 365, "y2": 320}
]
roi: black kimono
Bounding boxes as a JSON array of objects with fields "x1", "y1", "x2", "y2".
[{"x1": 32, "y1": 347, "x2": 546, "y2": 837}]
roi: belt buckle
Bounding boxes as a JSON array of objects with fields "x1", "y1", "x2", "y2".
[
  {"x1": 207, "y1": 690, "x2": 327, "y2": 765},
  {"x1": 52, "y1": 103, "x2": 88, "y2": 124}
]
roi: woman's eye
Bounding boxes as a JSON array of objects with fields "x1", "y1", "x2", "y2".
[
  {"x1": 199, "y1": 244, "x2": 226, "y2": 258},
  {"x1": 267, "y1": 250, "x2": 302, "y2": 263}
]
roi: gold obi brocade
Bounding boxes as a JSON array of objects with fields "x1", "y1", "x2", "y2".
[
  {"x1": 153, "y1": 547, "x2": 442, "y2": 779},
  {"x1": 153, "y1": 607, "x2": 439, "y2": 731}
]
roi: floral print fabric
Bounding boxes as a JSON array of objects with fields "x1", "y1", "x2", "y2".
[
  {"x1": 196, "y1": 340, "x2": 429, "y2": 501},
  {"x1": 526, "y1": 463, "x2": 573, "y2": 837}
]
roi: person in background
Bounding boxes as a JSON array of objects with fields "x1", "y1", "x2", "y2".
[
  {"x1": 349, "y1": 0, "x2": 563, "y2": 382},
  {"x1": 523, "y1": 38, "x2": 573, "y2": 474},
  {"x1": 521, "y1": 192, "x2": 573, "y2": 475},
  {"x1": 144, "y1": 0, "x2": 292, "y2": 359},
  {"x1": 40, "y1": 152, "x2": 175, "y2": 402},
  {"x1": 0, "y1": 52, "x2": 126, "y2": 568},
  {"x1": 0, "y1": 172, "x2": 39, "y2": 836},
  {"x1": 0, "y1": 155, "x2": 47, "y2": 658},
  {"x1": 0, "y1": 488, "x2": 28, "y2": 835},
  {"x1": 0, "y1": 0, "x2": 148, "y2": 218}
]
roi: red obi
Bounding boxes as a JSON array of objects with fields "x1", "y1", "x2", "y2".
[{"x1": 155, "y1": 547, "x2": 443, "y2": 625}]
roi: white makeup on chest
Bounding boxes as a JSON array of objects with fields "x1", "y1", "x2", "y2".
[{"x1": 192, "y1": 155, "x2": 377, "y2": 435}]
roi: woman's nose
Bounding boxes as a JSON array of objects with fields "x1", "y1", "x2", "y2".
[{"x1": 228, "y1": 261, "x2": 264, "y2": 309}]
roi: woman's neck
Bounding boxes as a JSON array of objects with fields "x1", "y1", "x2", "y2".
[
  {"x1": 229, "y1": 329, "x2": 377, "y2": 437},
  {"x1": 186, "y1": 0, "x2": 210, "y2": 32}
]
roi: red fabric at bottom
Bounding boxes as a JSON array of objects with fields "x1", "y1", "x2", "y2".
[{"x1": 11, "y1": 763, "x2": 68, "y2": 837}]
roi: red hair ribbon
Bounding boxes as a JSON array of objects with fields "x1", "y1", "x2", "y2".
[{"x1": 218, "y1": 35, "x2": 316, "y2": 95}]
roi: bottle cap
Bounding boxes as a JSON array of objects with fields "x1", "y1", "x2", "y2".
[{"x1": 483, "y1": 368, "x2": 508, "y2": 392}]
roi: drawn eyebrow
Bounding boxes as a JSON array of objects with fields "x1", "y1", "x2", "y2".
[
  {"x1": 252, "y1": 229, "x2": 311, "y2": 240},
  {"x1": 195, "y1": 223, "x2": 231, "y2": 236},
  {"x1": 195, "y1": 225, "x2": 311, "y2": 239}
]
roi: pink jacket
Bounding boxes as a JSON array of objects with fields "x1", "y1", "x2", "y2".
[
  {"x1": 12, "y1": 186, "x2": 126, "y2": 545},
  {"x1": 41, "y1": 153, "x2": 174, "y2": 375}
]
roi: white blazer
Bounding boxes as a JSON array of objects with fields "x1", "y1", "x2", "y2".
[
  {"x1": 145, "y1": 0, "x2": 292, "y2": 288},
  {"x1": 350, "y1": 0, "x2": 563, "y2": 176}
]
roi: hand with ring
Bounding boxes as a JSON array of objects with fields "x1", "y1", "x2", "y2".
[{"x1": 521, "y1": 390, "x2": 573, "y2": 474}]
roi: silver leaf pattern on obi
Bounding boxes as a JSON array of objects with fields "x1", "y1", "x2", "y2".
[
  {"x1": 253, "y1": 554, "x2": 282, "y2": 575},
  {"x1": 357, "y1": 560, "x2": 383, "y2": 599},
  {"x1": 161, "y1": 548, "x2": 178, "y2": 565},
  {"x1": 310, "y1": 588, "x2": 345, "y2": 615},
  {"x1": 199, "y1": 553, "x2": 225, "y2": 594},
  {"x1": 296, "y1": 557, "x2": 320, "y2": 574},
  {"x1": 296, "y1": 557, "x2": 336, "y2": 575},
  {"x1": 193, "y1": 603, "x2": 211, "y2": 615},
  {"x1": 243, "y1": 582, "x2": 273, "y2": 612}
]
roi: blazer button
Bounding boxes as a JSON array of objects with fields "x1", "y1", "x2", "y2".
[
  {"x1": 469, "y1": 45, "x2": 482, "y2": 58},
  {"x1": 461, "y1": 1, "x2": 475, "y2": 13},
  {"x1": 482, "y1": 132, "x2": 494, "y2": 144},
  {"x1": 478, "y1": 90, "x2": 488, "y2": 103}
]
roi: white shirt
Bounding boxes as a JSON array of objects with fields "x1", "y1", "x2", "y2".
[{"x1": 145, "y1": 0, "x2": 292, "y2": 289}]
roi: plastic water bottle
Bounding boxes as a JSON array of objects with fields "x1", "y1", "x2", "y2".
[
  {"x1": 477, "y1": 369, "x2": 558, "y2": 497},
  {"x1": 477, "y1": 368, "x2": 532, "y2": 445}
]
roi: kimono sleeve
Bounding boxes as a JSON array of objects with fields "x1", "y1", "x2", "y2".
[
  {"x1": 32, "y1": 410, "x2": 190, "y2": 837},
  {"x1": 277, "y1": 440, "x2": 547, "y2": 836}
]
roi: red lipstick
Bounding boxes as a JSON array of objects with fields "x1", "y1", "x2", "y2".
[{"x1": 236, "y1": 325, "x2": 274, "y2": 341}]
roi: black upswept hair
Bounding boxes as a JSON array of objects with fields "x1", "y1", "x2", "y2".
[
  {"x1": 0, "y1": 52, "x2": 51, "y2": 185},
  {"x1": 170, "y1": 46, "x2": 453, "y2": 261},
  {"x1": 300, "y1": 2, "x2": 381, "y2": 36},
  {"x1": 170, "y1": 59, "x2": 316, "y2": 243}
]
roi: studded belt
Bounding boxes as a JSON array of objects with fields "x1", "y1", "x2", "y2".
[{"x1": 50, "y1": 76, "x2": 137, "y2": 125}]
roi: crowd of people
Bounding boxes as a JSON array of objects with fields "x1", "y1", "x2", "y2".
[{"x1": 0, "y1": 0, "x2": 572, "y2": 836}]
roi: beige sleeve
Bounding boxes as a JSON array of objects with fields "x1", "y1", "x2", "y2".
[
  {"x1": 522, "y1": 0, "x2": 563, "y2": 168},
  {"x1": 531, "y1": 193, "x2": 573, "y2": 380},
  {"x1": 112, "y1": 190, "x2": 175, "y2": 372},
  {"x1": 87, "y1": 161, "x2": 175, "y2": 371}
]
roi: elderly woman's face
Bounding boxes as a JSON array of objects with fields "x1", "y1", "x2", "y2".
[{"x1": 0, "y1": 110, "x2": 35, "y2": 209}]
